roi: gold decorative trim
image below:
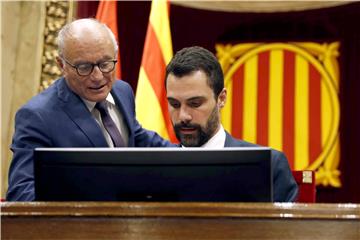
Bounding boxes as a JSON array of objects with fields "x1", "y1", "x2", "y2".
[
  {"x1": 172, "y1": 1, "x2": 351, "y2": 13},
  {"x1": 39, "y1": 1, "x2": 74, "y2": 92}
]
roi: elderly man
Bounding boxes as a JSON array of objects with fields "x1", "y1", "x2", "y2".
[
  {"x1": 165, "y1": 46, "x2": 298, "y2": 202},
  {"x1": 7, "y1": 18, "x2": 173, "y2": 201}
]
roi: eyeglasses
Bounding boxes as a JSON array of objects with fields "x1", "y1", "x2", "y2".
[{"x1": 61, "y1": 57, "x2": 117, "y2": 76}]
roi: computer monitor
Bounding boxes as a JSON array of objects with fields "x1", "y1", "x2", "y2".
[{"x1": 34, "y1": 147, "x2": 273, "y2": 202}]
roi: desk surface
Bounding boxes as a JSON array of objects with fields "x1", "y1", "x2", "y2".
[
  {"x1": 2, "y1": 202, "x2": 360, "y2": 240},
  {"x1": 2, "y1": 201, "x2": 360, "y2": 218}
]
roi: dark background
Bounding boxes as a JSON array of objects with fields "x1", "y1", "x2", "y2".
[{"x1": 77, "y1": 1, "x2": 360, "y2": 203}]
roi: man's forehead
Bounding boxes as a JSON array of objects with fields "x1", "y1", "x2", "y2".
[
  {"x1": 167, "y1": 71, "x2": 210, "y2": 86},
  {"x1": 167, "y1": 79, "x2": 214, "y2": 101},
  {"x1": 62, "y1": 32, "x2": 114, "y2": 59},
  {"x1": 66, "y1": 29, "x2": 109, "y2": 45}
]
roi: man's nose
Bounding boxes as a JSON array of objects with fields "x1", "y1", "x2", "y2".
[
  {"x1": 179, "y1": 106, "x2": 192, "y2": 122},
  {"x1": 90, "y1": 65, "x2": 103, "y2": 79}
]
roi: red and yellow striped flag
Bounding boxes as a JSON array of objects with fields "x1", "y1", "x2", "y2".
[
  {"x1": 135, "y1": 0, "x2": 177, "y2": 142},
  {"x1": 96, "y1": 0, "x2": 121, "y2": 79}
]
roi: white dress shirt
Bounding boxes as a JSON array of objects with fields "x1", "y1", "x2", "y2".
[
  {"x1": 201, "y1": 124, "x2": 226, "y2": 148},
  {"x1": 82, "y1": 94, "x2": 129, "y2": 147}
]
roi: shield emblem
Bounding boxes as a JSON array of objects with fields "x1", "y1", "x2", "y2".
[{"x1": 217, "y1": 42, "x2": 340, "y2": 187}]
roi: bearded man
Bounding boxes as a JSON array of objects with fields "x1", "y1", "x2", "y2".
[{"x1": 165, "y1": 46, "x2": 298, "y2": 202}]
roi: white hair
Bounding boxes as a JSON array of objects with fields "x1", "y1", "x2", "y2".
[{"x1": 57, "y1": 18, "x2": 118, "y2": 57}]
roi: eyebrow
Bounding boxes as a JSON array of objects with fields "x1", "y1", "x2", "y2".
[
  {"x1": 167, "y1": 97, "x2": 178, "y2": 101},
  {"x1": 186, "y1": 96, "x2": 206, "y2": 102},
  {"x1": 167, "y1": 96, "x2": 206, "y2": 101},
  {"x1": 73, "y1": 56, "x2": 114, "y2": 65}
]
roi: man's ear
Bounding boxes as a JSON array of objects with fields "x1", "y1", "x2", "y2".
[
  {"x1": 56, "y1": 56, "x2": 64, "y2": 70},
  {"x1": 218, "y1": 88, "x2": 227, "y2": 108}
]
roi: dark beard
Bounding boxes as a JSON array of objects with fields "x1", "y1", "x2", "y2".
[{"x1": 173, "y1": 107, "x2": 219, "y2": 147}]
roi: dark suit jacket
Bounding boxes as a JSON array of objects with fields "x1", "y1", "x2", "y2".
[
  {"x1": 225, "y1": 132, "x2": 298, "y2": 202},
  {"x1": 7, "y1": 78, "x2": 173, "y2": 201}
]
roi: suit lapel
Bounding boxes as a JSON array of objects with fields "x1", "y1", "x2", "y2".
[
  {"x1": 224, "y1": 131, "x2": 259, "y2": 148},
  {"x1": 56, "y1": 78, "x2": 108, "y2": 147},
  {"x1": 224, "y1": 132, "x2": 235, "y2": 147},
  {"x1": 224, "y1": 131, "x2": 247, "y2": 147}
]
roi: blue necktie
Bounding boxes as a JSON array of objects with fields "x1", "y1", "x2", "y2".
[{"x1": 95, "y1": 101, "x2": 125, "y2": 147}]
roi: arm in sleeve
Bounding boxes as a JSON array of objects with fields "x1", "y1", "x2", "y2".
[
  {"x1": 271, "y1": 150, "x2": 299, "y2": 202},
  {"x1": 6, "y1": 107, "x2": 52, "y2": 201},
  {"x1": 133, "y1": 119, "x2": 176, "y2": 147},
  {"x1": 122, "y1": 82, "x2": 176, "y2": 147}
]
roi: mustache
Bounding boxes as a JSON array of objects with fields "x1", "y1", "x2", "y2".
[
  {"x1": 174, "y1": 122, "x2": 200, "y2": 128},
  {"x1": 174, "y1": 122, "x2": 201, "y2": 130}
]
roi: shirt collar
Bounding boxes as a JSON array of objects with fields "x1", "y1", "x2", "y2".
[
  {"x1": 82, "y1": 94, "x2": 115, "y2": 112},
  {"x1": 201, "y1": 124, "x2": 226, "y2": 148}
]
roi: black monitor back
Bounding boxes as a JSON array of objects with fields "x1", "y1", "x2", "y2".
[{"x1": 34, "y1": 147, "x2": 273, "y2": 202}]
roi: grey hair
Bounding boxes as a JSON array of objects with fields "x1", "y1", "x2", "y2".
[{"x1": 57, "y1": 18, "x2": 118, "y2": 57}]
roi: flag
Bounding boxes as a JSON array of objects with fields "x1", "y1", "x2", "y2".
[
  {"x1": 96, "y1": 0, "x2": 121, "y2": 79},
  {"x1": 135, "y1": 0, "x2": 177, "y2": 142}
]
